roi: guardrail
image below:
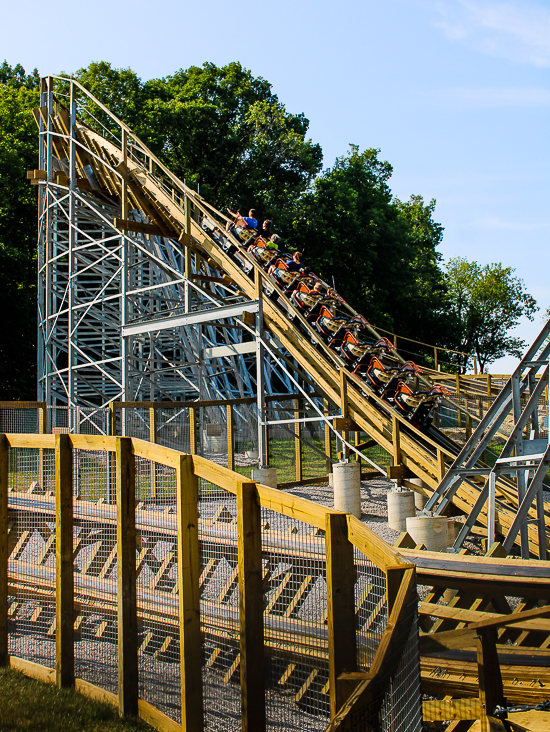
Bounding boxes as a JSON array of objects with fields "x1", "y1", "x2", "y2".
[{"x1": 1, "y1": 433, "x2": 420, "y2": 732}]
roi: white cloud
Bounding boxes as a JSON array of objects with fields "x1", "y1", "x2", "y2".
[
  {"x1": 434, "y1": 1, "x2": 550, "y2": 66},
  {"x1": 444, "y1": 87, "x2": 550, "y2": 106}
]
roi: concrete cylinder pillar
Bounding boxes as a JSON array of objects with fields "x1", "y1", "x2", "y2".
[
  {"x1": 252, "y1": 467, "x2": 278, "y2": 489},
  {"x1": 333, "y1": 462, "x2": 361, "y2": 518},
  {"x1": 406, "y1": 516, "x2": 449, "y2": 552},
  {"x1": 408, "y1": 477, "x2": 429, "y2": 510},
  {"x1": 387, "y1": 490, "x2": 416, "y2": 532}
]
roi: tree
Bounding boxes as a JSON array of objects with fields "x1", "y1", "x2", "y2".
[
  {"x1": 287, "y1": 146, "x2": 447, "y2": 340},
  {"x1": 442, "y1": 257, "x2": 538, "y2": 373},
  {"x1": 73, "y1": 61, "x2": 323, "y2": 220},
  {"x1": 0, "y1": 77, "x2": 40, "y2": 398}
]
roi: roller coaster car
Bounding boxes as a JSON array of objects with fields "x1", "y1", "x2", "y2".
[
  {"x1": 352, "y1": 338, "x2": 396, "y2": 376},
  {"x1": 340, "y1": 333, "x2": 392, "y2": 368},
  {"x1": 270, "y1": 258, "x2": 300, "y2": 290},
  {"x1": 364, "y1": 357, "x2": 421, "y2": 398},
  {"x1": 315, "y1": 306, "x2": 355, "y2": 348},
  {"x1": 393, "y1": 382, "x2": 451, "y2": 428},
  {"x1": 291, "y1": 281, "x2": 325, "y2": 315},
  {"x1": 248, "y1": 237, "x2": 278, "y2": 268}
]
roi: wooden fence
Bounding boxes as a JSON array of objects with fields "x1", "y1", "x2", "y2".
[{"x1": 1, "y1": 433, "x2": 420, "y2": 732}]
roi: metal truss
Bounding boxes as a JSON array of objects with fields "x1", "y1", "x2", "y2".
[
  {"x1": 36, "y1": 76, "x2": 297, "y2": 429},
  {"x1": 424, "y1": 319, "x2": 550, "y2": 558}
]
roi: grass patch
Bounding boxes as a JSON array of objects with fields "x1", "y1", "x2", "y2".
[{"x1": 0, "y1": 667, "x2": 152, "y2": 732}]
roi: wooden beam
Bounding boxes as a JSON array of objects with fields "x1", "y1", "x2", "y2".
[
  {"x1": 237, "y1": 481, "x2": 266, "y2": 732},
  {"x1": 0, "y1": 435, "x2": 7, "y2": 666},
  {"x1": 189, "y1": 408, "x2": 197, "y2": 455},
  {"x1": 423, "y1": 698, "x2": 481, "y2": 722},
  {"x1": 176, "y1": 454, "x2": 203, "y2": 732},
  {"x1": 116, "y1": 437, "x2": 138, "y2": 716},
  {"x1": 477, "y1": 626, "x2": 505, "y2": 732},
  {"x1": 56, "y1": 434, "x2": 74, "y2": 688},
  {"x1": 326, "y1": 512, "x2": 357, "y2": 716},
  {"x1": 113, "y1": 218, "x2": 163, "y2": 237}
]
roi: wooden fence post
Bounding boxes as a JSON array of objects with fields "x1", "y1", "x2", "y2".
[
  {"x1": 326, "y1": 513, "x2": 356, "y2": 717},
  {"x1": 117, "y1": 437, "x2": 138, "y2": 716},
  {"x1": 38, "y1": 401, "x2": 47, "y2": 490},
  {"x1": 294, "y1": 399, "x2": 302, "y2": 483},
  {"x1": 237, "y1": 481, "x2": 266, "y2": 732},
  {"x1": 324, "y1": 400, "x2": 332, "y2": 474},
  {"x1": 227, "y1": 404, "x2": 235, "y2": 471},
  {"x1": 189, "y1": 407, "x2": 197, "y2": 455},
  {"x1": 476, "y1": 627, "x2": 504, "y2": 732},
  {"x1": 340, "y1": 370, "x2": 349, "y2": 459},
  {"x1": 392, "y1": 416, "x2": 401, "y2": 468},
  {"x1": 0, "y1": 435, "x2": 8, "y2": 667},
  {"x1": 149, "y1": 407, "x2": 157, "y2": 498},
  {"x1": 176, "y1": 454, "x2": 203, "y2": 732},
  {"x1": 55, "y1": 434, "x2": 74, "y2": 688}
]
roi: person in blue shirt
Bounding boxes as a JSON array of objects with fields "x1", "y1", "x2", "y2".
[{"x1": 225, "y1": 208, "x2": 258, "y2": 243}]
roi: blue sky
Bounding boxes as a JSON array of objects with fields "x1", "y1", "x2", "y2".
[{"x1": 2, "y1": 0, "x2": 549, "y2": 372}]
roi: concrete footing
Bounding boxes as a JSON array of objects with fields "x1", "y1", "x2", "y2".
[{"x1": 333, "y1": 462, "x2": 361, "y2": 518}]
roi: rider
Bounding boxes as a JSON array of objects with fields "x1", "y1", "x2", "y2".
[
  {"x1": 225, "y1": 208, "x2": 258, "y2": 243},
  {"x1": 268, "y1": 251, "x2": 303, "y2": 276}
]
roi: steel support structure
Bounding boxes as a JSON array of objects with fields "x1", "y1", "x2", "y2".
[{"x1": 424, "y1": 319, "x2": 550, "y2": 558}]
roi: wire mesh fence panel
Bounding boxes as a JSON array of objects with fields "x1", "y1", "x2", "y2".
[
  {"x1": 8, "y1": 447, "x2": 56, "y2": 670},
  {"x1": 135, "y1": 456, "x2": 181, "y2": 723},
  {"x1": 261, "y1": 509, "x2": 330, "y2": 732},
  {"x1": 198, "y1": 480, "x2": 241, "y2": 731},
  {"x1": 155, "y1": 406, "x2": 191, "y2": 453},
  {"x1": 354, "y1": 550, "x2": 387, "y2": 672},
  {"x1": 0, "y1": 406, "x2": 40, "y2": 433},
  {"x1": 123, "y1": 407, "x2": 150, "y2": 441},
  {"x1": 199, "y1": 405, "x2": 229, "y2": 468},
  {"x1": 377, "y1": 599, "x2": 422, "y2": 732},
  {"x1": 73, "y1": 448, "x2": 118, "y2": 695},
  {"x1": 233, "y1": 403, "x2": 258, "y2": 480},
  {"x1": 265, "y1": 399, "x2": 297, "y2": 484}
]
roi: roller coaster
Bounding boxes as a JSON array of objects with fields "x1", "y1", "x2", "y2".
[
  {"x1": 31, "y1": 75, "x2": 550, "y2": 558},
  {"x1": 14, "y1": 75, "x2": 550, "y2": 731}
]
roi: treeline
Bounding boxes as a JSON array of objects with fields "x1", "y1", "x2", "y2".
[{"x1": 0, "y1": 61, "x2": 537, "y2": 398}]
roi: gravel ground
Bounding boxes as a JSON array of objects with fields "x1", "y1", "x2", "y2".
[{"x1": 283, "y1": 476, "x2": 402, "y2": 545}]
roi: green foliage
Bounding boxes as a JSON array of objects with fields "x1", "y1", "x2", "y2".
[
  {"x1": 0, "y1": 667, "x2": 151, "y2": 731},
  {"x1": 287, "y1": 146, "x2": 446, "y2": 340},
  {"x1": 73, "y1": 61, "x2": 323, "y2": 218},
  {"x1": 0, "y1": 61, "x2": 40, "y2": 90},
  {"x1": 0, "y1": 74, "x2": 40, "y2": 398},
  {"x1": 442, "y1": 257, "x2": 538, "y2": 372}
]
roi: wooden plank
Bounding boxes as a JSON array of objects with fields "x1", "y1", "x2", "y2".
[
  {"x1": 477, "y1": 626, "x2": 504, "y2": 732},
  {"x1": 324, "y1": 399, "x2": 332, "y2": 474},
  {"x1": 294, "y1": 399, "x2": 302, "y2": 483},
  {"x1": 11, "y1": 655, "x2": 56, "y2": 683},
  {"x1": 423, "y1": 698, "x2": 481, "y2": 722},
  {"x1": 6, "y1": 434, "x2": 55, "y2": 449},
  {"x1": 116, "y1": 437, "x2": 138, "y2": 716},
  {"x1": 326, "y1": 512, "x2": 357, "y2": 717},
  {"x1": 138, "y1": 698, "x2": 181, "y2": 732},
  {"x1": 237, "y1": 481, "x2": 265, "y2": 732},
  {"x1": 257, "y1": 484, "x2": 337, "y2": 530},
  {"x1": 56, "y1": 434, "x2": 74, "y2": 688},
  {"x1": 226, "y1": 404, "x2": 234, "y2": 472},
  {"x1": 176, "y1": 454, "x2": 203, "y2": 732},
  {"x1": 189, "y1": 408, "x2": 197, "y2": 455},
  {"x1": 0, "y1": 435, "x2": 7, "y2": 665},
  {"x1": 347, "y1": 515, "x2": 411, "y2": 572},
  {"x1": 113, "y1": 218, "x2": 164, "y2": 236}
]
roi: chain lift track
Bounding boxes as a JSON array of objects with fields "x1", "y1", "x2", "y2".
[{"x1": 33, "y1": 75, "x2": 550, "y2": 555}]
